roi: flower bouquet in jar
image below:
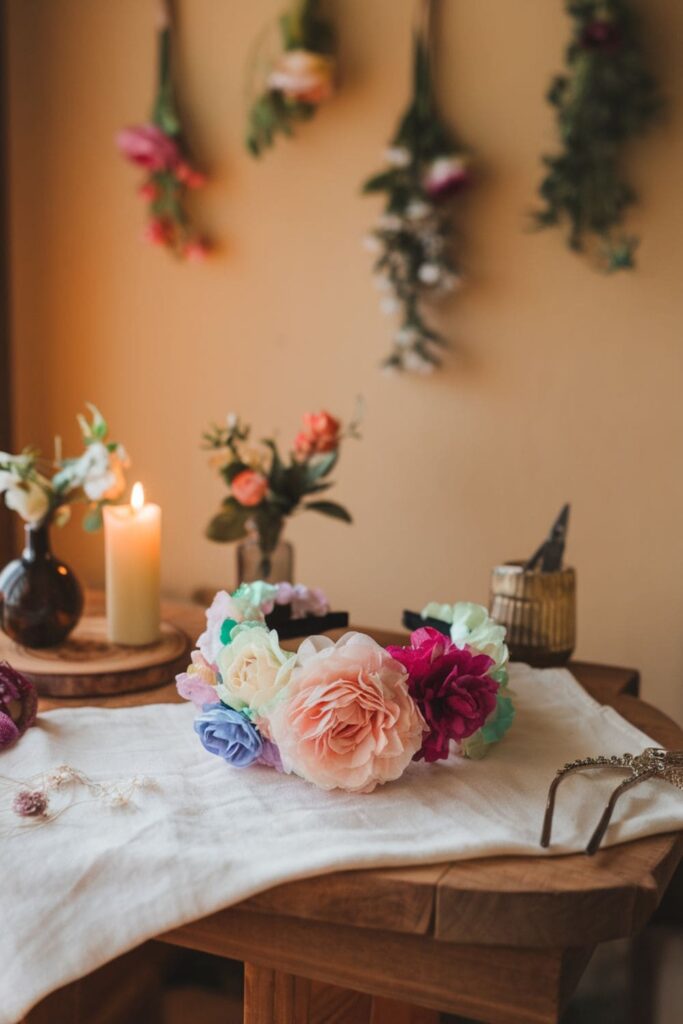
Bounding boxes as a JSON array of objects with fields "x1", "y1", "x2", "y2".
[{"x1": 203, "y1": 408, "x2": 360, "y2": 582}]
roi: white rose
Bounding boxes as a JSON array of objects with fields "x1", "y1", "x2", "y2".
[
  {"x1": 217, "y1": 625, "x2": 295, "y2": 714},
  {"x1": 449, "y1": 602, "x2": 509, "y2": 672},
  {"x1": 0, "y1": 470, "x2": 51, "y2": 524},
  {"x1": 74, "y1": 442, "x2": 129, "y2": 501}
]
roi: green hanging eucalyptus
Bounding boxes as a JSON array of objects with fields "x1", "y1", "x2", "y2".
[{"x1": 536, "y1": 0, "x2": 661, "y2": 271}]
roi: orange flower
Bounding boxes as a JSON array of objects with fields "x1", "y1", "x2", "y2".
[
  {"x1": 294, "y1": 411, "x2": 341, "y2": 459},
  {"x1": 267, "y1": 50, "x2": 335, "y2": 105},
  {"x1": 231, "y1": 469, "x2": 267, "y2": 507}
]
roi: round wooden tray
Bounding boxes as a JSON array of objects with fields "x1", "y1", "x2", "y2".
[{"x1": 0, "y1": 616, "x2": 192, "y2": 698}]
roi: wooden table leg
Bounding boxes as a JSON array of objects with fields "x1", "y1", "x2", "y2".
[
  {"x1": 244, "y1": 964, "x2": 440, "y2": 1024},
  {"x1": 244, "y1": 964, "x2": 311, "y2": 1023}
]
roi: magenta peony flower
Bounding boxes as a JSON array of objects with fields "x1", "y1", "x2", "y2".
[
  {"x1": 0, "y1": 662, "x2": 37, "y2": 749},
  {"x1": 387, "y1": 628, "x2": 499, "y2": 763},
  {"x1": 117, "y1": 123, "x2": 180, "y2": 171}
]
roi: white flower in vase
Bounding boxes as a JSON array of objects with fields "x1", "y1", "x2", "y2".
[
  {"x1": 0, "y1": 469, "x2": 51, "y2": 524},
  {"x1": 75, "y1": 442, "x2": 130, "y2": 502}
]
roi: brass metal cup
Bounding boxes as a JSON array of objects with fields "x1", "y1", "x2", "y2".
[{"x1": 489, "y1": 563, "x2": 576, "y2": 667}]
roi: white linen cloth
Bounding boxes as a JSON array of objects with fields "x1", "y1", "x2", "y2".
[{"x1": 1, "y1": 664, "x2": 682, "y2": 1023}]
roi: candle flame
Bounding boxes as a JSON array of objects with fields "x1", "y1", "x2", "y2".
[{"x1": 131, "y1": 482, "x2": 145, "y2": 511}]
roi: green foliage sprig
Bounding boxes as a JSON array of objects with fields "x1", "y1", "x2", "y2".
[
  {"x1": 362, "y1": 20, "x2": 471, "y2": 374},
  {"x1": 246, "y1": 0, "x2": 336, "y2": 158},
  {"x1": 536, "y1": 0, "x2": 661, "y2": 271}
]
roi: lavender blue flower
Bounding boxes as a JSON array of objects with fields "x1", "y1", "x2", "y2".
[{"x1": 194, "y1": 703, "x2": 263, "y2": 768}]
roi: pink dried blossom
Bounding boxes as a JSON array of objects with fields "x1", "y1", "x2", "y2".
[
  {"x1": 117, "y1": 123, "x2": 180, "y2": 172},
  {"x1": 143, "y1": 218, "x2": 171, "y2": 247},
  {"x1": 184, "y1": 239, "x2": 211, "y2": 263},
  {"x1": 12, "y1": 790, "x2": 48, "y2": 817}
]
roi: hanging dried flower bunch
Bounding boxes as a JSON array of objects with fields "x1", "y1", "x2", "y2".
[
  {"x1": 117, "y1": 1, "x2": 210, "y2": 260},
  {"x1": 362, "y1": 0, "x2": 471, "y2": 374},
  {"x1": 535, "y1": 0, "x2": 661, "y2": 271},
  {"x1": 245, "y1": 0, "x2": 336, "y2": 158}
]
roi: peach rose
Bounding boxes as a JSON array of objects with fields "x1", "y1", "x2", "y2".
[
  {"x1": 267, "y1": 50, "x2": 335, "y2": 105},
  {"x1": 268, "y1": 633, "x2": 425, "y2": 793},
  {"x1": 294, "y1": 411, "x2": 341, "y2": 459},
  {"x1": 231, "y1": 469, "x2": 267, "y2": 507}
]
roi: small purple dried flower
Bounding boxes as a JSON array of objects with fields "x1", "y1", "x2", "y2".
[
  {"x1": 12, "y1": 790, "x2": 48, "y2": 817},
  {"x1": 0, "y1": 661, "x2": 37, "y2": 744},
  {"x1": 579, "y1": 19, "x2": 623, "y2": 53}
]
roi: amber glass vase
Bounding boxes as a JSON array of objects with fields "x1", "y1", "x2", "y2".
[{"x1": 0, "y1": 522, "x2": 84, "y2": 648}]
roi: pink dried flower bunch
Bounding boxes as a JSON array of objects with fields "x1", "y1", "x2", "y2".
[{"x1": 117, "y1": 123, "x2": 210, "y2": 261}]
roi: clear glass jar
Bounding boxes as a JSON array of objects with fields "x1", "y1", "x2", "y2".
[{"x1": 236, "y1": 532, "x2": 294, "y2": 584}]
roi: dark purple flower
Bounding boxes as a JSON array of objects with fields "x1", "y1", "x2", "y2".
[
  {"x1": 387, "y1": 627, "x2": 499, "y2": 763},
  {"x1": 0, "y1": 712, "x2": 19, "y2": 749},
  {"x1": 579, "y1": 19, "x2": 623, "y2": 53},
  {"x1": 194, "y1": 703, "x2": 264, "y2": 768},
  {"x1": 0, "y1": 662, "x2": 37, "y2": 747}
]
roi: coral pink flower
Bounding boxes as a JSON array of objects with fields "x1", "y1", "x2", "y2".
[
  {"x1": 138, "y1": 181, "x2": 160, "y2": 201},
  {"x1": 232, "y1": 469, "x2": 268, "y2": 507},
  {"x1": 423, "y1": 156, "x2": 471, "y2": 199},
  {"x1": 175, "y1": 162, "x2": 207, "y2": 189},
  {"x1": 117, "y1": 123, "x2": 180, "y2": 171},
  {"x1": 143, "y1": 218, "x2": 171, "y2": 246},
  {"x1": 294, "y1": 411, "x2": 341, "y2": 459},
  {"x1": 387, "y1": 628, "x2": 498, "y2": 763},
  {"x1": 184, "y1": 239, "x2": 211, "y2": 263},
  {"x1": 268, "y1": 633, "x2": 425, "y2": 792},
  {"x1": 267, "y1": 50, "x2": 335, "y2": 105}
]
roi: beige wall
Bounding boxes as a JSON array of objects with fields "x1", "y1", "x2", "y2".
[{"x1": 6, "y1": 0, "x2": 683, "y2": 722}]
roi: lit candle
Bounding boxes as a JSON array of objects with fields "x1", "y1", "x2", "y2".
[{"x1": 103, "y1": 482, "x2": 161, "y2": 646}]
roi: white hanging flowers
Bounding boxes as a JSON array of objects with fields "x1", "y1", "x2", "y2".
[{"x1": 362, "y1": 2, "x2": 472, "y2": 373}]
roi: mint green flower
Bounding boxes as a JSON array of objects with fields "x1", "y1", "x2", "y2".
[{"x1": 232, "y1": 581, "x2": 278, "y2": 621}]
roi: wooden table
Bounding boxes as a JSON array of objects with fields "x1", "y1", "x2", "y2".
[{"x1": 37, "y1": 599, "x2": 683, "y2": 1024}]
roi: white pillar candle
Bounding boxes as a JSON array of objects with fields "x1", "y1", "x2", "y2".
[{"x1": 104, "y1": 482, "x2": 161, "y2": 646}]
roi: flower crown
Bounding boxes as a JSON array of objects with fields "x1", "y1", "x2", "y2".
[{"x1": 177, "y1": 584, "x2": 515, "y2": 794}]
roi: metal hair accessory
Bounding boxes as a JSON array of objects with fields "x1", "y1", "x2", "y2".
[{"x1": 541, "y1": 748, "x2": 683, "y2": 856}]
